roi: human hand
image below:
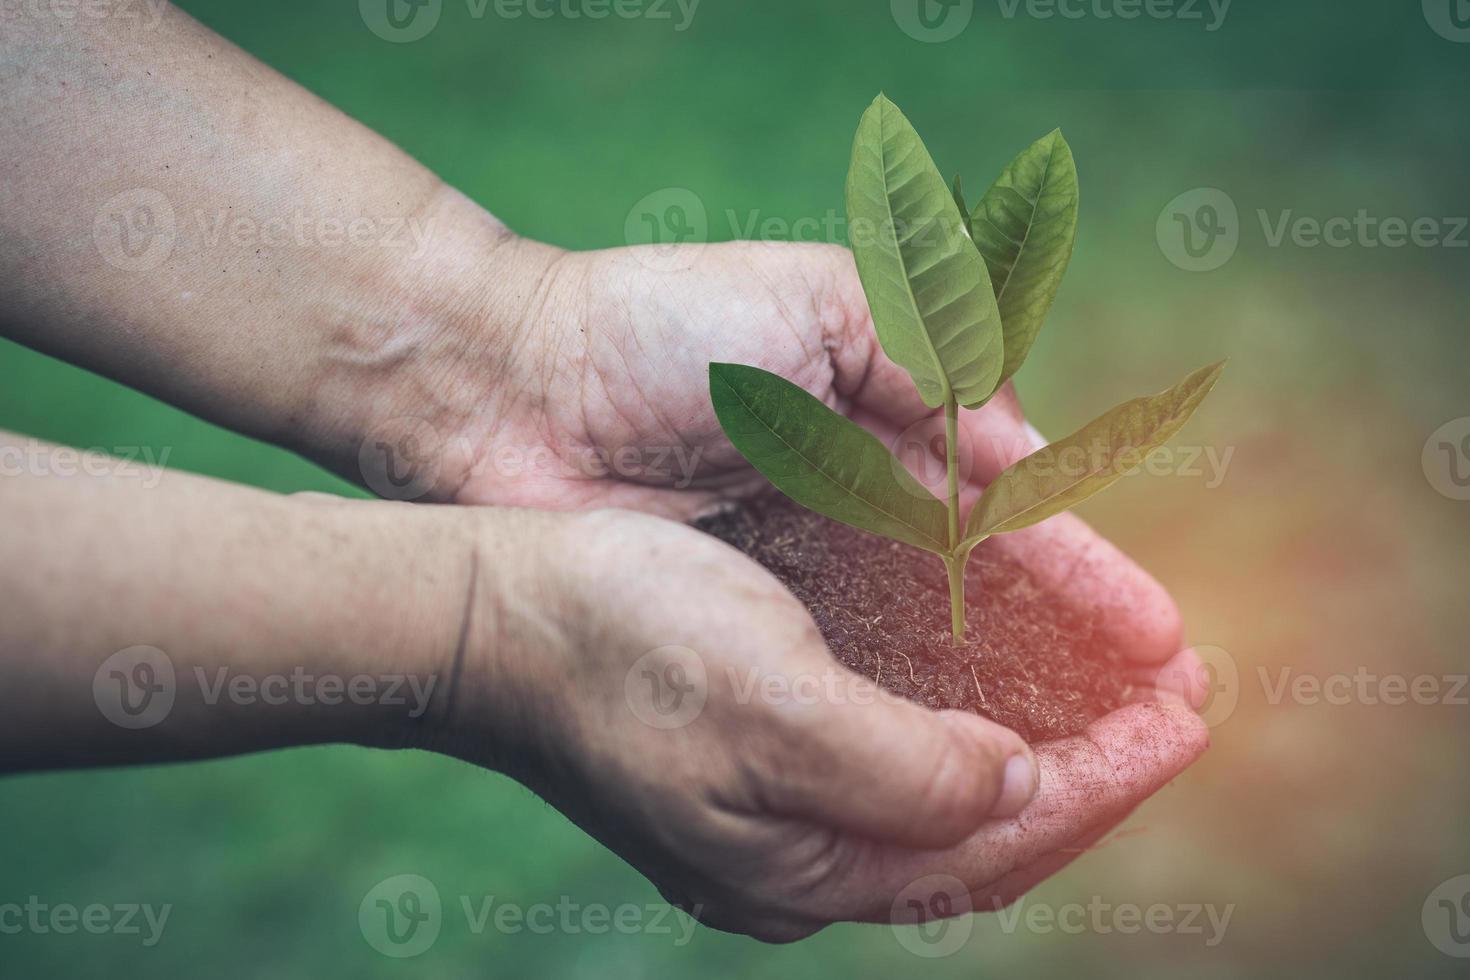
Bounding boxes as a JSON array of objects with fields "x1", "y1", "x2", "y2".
[
  {"x1": 402, "y1": 239, "x2": 1204, "y2": 686},
  {"x1": 427, "y1": 507, "x2": 1208, "y2": 943}
]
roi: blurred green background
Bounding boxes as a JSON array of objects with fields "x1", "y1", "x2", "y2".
[{"x1": 4, "y1": 0, "x2": 1469, "y2": 976}]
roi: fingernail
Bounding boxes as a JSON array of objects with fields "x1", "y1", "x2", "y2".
[
  {"x1": 992, "y1": 752, "x2": 1039, "y2": 818},
  {"x1": 1023, "y1": 421, "x2": 1049, "y2": 451}
]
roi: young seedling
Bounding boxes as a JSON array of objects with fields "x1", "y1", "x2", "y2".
[{"x1": 710, "y1": 94, "x2": 1222, "y2": 645}]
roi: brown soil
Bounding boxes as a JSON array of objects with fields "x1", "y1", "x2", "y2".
[{"x1": 695, "y1": 497, "x2": 1132, "y2": 743}]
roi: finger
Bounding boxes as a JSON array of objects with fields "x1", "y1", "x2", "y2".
[
  {"x1": 818, "y1": 701, "x2": 1208, "y2": 923},
  {"x1": 981, "y1": 821, "x2": 1118, "y2": 913},
  {"x1": 985, "y1": 513, "x2": 1184, "y2": 665},
  {"x1": 766, "y1": 688, "x2": 1040, "y2": 851},
  {"x1": 1128, "y1": 647, "x2": 1210, "y2": 710}
]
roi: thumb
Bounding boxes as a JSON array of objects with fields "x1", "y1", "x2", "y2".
[{"x1": 767, "y1": 680, "x2": 1039, "y2": 849}]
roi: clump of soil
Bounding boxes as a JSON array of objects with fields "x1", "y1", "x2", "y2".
[{"x1": 695, "y1": 497, "x2": 1132, "y2": 743}]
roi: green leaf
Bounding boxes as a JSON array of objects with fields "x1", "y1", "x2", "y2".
[
  {"x1": 968, "y1": 129, "x2": 1079, "y2": 386},
  {"x1": 846, "y1": 95, "x2": 1005, "y2": 410},
  {"x1": 710, "y1": 362, "x2": 949, "y2": 554},
  {"x1": 951, "y1": 174, "x2": 969, "y2": 228},
  {"x1": 964, "y1": 361, "x2": 1225, "y2": 541}
]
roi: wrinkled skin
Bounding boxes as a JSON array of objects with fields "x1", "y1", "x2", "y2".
[{"x1": 417, "y1": 240, "x2": 1212, "y2": 941}]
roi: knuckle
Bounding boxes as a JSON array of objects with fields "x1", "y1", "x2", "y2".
[{"x1": 915, "y1": 717, "x2": 1007, "y2": 826}]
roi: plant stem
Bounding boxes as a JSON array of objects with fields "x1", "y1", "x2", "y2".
[
  {"x1": 944, "y1": 395, "x2": 964, "y2": 645},
  {"x1": 944, "y1": 556, "x2": 965, "y2": 645}
]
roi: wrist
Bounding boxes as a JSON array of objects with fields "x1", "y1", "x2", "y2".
[
  {"x1": 338, "y1": 499, "x2": 579, "y2": 770},
  {"x1": 291, "y1": 184, "x2": 572, "y2": 504},
  {"x1": 251, "y1": 495, "x2": 479, "y2": 750}
]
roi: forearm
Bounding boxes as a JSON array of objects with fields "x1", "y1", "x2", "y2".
[
  {"x1": 0, "y1": 433, "x2": 551, "y2": 772},
  {"x1": 0, "y1": 6, "x2": 557, "y2": 496}
]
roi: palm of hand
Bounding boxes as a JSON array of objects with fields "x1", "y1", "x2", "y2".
[{"x1": 452, "y1": 239, "x2": 1194, "y2": 674}]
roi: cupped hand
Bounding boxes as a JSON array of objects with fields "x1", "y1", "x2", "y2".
[
  {"x1": 443, "y1": 239, "x2": 1201, "y2": 681},
  {"x1": 434, "y1": 508, "x2": 1208, "y2": 943}
]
